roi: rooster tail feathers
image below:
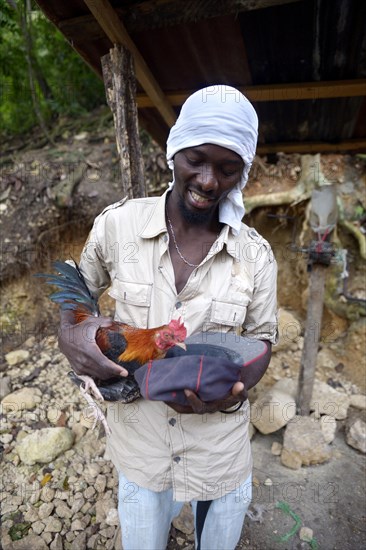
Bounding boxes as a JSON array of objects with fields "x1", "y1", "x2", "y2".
[{"x1": 35, "y1": 260, "x2": 100, "y2": 316}]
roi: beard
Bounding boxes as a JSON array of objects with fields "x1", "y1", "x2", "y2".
[{"x1": 177, "y1": 193, "x2": 216, "y2": 225}]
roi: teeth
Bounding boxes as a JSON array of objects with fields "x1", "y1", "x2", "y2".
[{"x1": 191, "y1": 191, "x2": 209, "y2": 203}]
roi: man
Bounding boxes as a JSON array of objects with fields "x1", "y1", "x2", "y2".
[{"x1": 58, "y1": 85, "x2": 278, "y2": 549}]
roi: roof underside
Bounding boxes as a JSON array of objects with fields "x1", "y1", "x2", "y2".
[{"x1": 36, "y1": 0, "x2": 366, "y2": 153}]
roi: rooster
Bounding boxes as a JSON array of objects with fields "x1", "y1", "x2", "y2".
[{"x1": 37, "y1": 261, "x2": 187, "y2": 433}]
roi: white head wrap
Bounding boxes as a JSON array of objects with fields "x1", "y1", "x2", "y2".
[{"x1": 166, "y1": 85, "x2": 258, "y2": 235}]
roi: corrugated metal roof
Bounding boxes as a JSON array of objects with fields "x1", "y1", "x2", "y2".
[{"x1": 36, "y1": 0, "x2": 366, "y2": 152}]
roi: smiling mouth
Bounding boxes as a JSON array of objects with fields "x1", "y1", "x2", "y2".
[{"x1": 189, "y1": 190, "x2": 215, "y2": 204}]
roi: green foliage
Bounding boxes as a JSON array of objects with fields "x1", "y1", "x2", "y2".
[
  {"x1": 8, "y1": 522, "x2": 31, "y2": 541},
  {"x1": 0, "y1": 0, "x2": 105, "y2": 136}
]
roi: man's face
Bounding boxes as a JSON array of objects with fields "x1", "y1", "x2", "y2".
[{"x1": 172, "y1": 144, "x2": 244, "y2": 224}]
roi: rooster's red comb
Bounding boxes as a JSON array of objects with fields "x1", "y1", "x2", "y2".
[{"x1": 168, "y1": 317, "x2": 187, "y2": 341}]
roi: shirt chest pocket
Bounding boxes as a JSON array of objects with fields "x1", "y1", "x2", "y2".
[
  {"x1": 108, "y1": 278, "x2": 152, "y2": 328},
  {"x1": 210, "y1": 298, "x2": 249, "y2": 329}
]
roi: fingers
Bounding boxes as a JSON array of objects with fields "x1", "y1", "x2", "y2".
[
  {"x1": 232, "y1": 381, "x2": 246, "y2": 398},
  {"x1": 183, "y1": 386, "x2": 247, "y2": 415},
  {"x1": 72, "y1": 345, "x2": 128, "y2": 379},
  {"x1": 184, "y1": 390, "x2": 207, "y2": 414},
  {"x1": 59, "y1": 319, "x2": 128, "y2": 380}
]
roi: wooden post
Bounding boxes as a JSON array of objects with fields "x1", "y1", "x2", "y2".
[
  {"x1": 296, "y1": 264, "x2": 327, "y2": 415},
  {"x1": 101, "y1": 45, "x2": 146, "y2": 199}
]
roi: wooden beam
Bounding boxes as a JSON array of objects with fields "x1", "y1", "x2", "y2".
[
  {"x1": 58, "y1": 0, "x2": 303, "y2": 37},
  {"x1": 83, "y1": 0, "x2": 176, "y2": 127},
  {"x1": 101, "y1": 46, "x2": 146, "y2": 199},
  {"x1": 256, "y1": 138, "x2": 366, "y2": 154},
  {"x1": 296, "y1": 263, "x2": 327, "y2": 416},
  {"x1": 136, "y1": 80, "x2": 366, "y2": 107}
]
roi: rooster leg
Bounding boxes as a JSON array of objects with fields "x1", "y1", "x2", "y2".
[
  {"x1": 77, "y1": 375, "x2": 104, "y2": 401},
  {"x1": 77, "y1": 376, "x2": 111, "y2": 436}
]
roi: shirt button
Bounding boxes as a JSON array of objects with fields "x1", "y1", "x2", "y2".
[
  {"x1": 169, "y1": 418, "x2": 176, "y2": 426},
  {"x1": 173, "y1": 456, "x2": 181, "y2": 463},
  {"x1": 163, "y1": 234, "x2": 168, "y2": 242},
  {"x1": 175, "y1": 302, "x2": 182, "y2": 309}
]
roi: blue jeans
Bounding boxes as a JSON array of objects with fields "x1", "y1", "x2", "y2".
[{"x1": 118, "y1": 472, "x2": 252, "y2": 550}]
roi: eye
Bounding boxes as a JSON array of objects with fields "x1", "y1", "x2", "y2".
[
  {"x1": 186, "y1": 157, "x2": 202, "y2": 167},
  {"x1": 221, "y1": 164, "x2": 243, "y2": 177}
]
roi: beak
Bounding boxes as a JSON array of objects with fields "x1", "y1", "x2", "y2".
[{"x1": 175, "y1": 342, "x2": 187, "y2": 351}]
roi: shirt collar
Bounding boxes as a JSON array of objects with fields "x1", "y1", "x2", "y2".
[
  {"x1": 217, "y1": 224, "x2": 242, "y2": 261},
  {"x1": 138, "y1": 190, "x2": 169, "y2": 238},
  {"x1": 138, "y1": 189, "x2": 242, "y2": 261}
]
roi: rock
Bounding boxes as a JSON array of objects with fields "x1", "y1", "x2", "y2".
[
  {"x1": 96, "y1": 497, "x2": 116, "y2": 524},
  {"x1": 346, "y1": 419, "x2": 366, "y2": 453},
  {"x1": 55, "y1": 502, "x2": 72, "y2": 519},
  {"x1": 43, "y1": 517, "x2": 62, "y2": 533},
  {"x1": 70, "y1": 532, "x2": 87, "y2": 550},
  {"x1": 172, "y1": 503, "x2": 194, "y2": 535},
  {"x1": 274, "y1": 309, "x2": 302, "y2": 352},
  {"x1": 83, "y1": 486, "x2": 96, "y2": 499},
  {"x1": 41, "y1": 487, "x2": 56, "y2": 503},
  {"x1": 310, "y1": 380, "x2": 350, "y2": 419},
  {"x1": 70, "y1": 496, "x2": 85, "y2": 515},
  {"x1": 94, "y1": 473, "x2": 107, "y2": 493},
  {"x1": 271, "y1": 442, "x2": 283, "y2": 456},
  {"x1": 50, "y1": 533, "x2": 63, "y2": 550},
  {"x1": 316, "y1": 348, "x2": 336, "y2": 369},
  {"x1": 17, "y1": 428, "x2": 74, "y2": 465},
  {"x1": 1, "y1": 387, "x2": 42, "y2": 413},
  {"x1": 299, "y1": 526, "x2": 314, "y2": 542},
  {"x1": 281, "y1": 416, "x2": 332, "y2": 470},
  {"x1": 87, "y1": 534, "x2": 99, "y2": 549},
  {"x1": 47, "y1": 408, "x2": 62, "y2": 425},
  {"x1": 0, "y1": 376, "x2": 12, "y2": 399},
  {"x1": 1, "y1": 433, "x2": 13, "y2": 444},
  {"x1": 81, "y1": 502, "x2": 92, "y2": 514},
  {"x1": 105, "y1": 507, "x2": 120, "y2": 526},
  {"x1": 251, "y1": 379, "x2": 297, "y2": 434},
  {"x1": 70, "y1": 519, "x2": 85, "y2": 531},
  {"x1": 99, "y1": 526, "x2": 115, "y2": 538},
  {"x1": 24, "y1": 506, "x2": 40, "y2": 522},
  {"x1": 5, "y1": 349, "x2": 30, "y2": 366},
  {"x1": 71, "y1": 423, "x2": 87, "y2": 442},
  {"x1": 264, "y1": 478, "x2": 272, "y2": 486},
  {"x1": 32, "y1": 520, "x2": 46, "y2": 535},
  {"x1": 85, "y1": 462, "x2": 101, "y2": 478},
  {"x1": 38, "y1": 352, "x2": 51, "y2": 368},
  {"x1": 320, "y1": 415, "x2": 337, "y2": 443},
  {"x1": 11, "y1": 534, "x2": 48, "y2": 550},
  {"x1": 350, "y1": 394, "x2": 366, "y2": 410},
  {"x1": 24, "y1": 336, "x2": 36, "y2": 347},
  {"x1": 38, "y1": 502, "x2": 55, "y2": 520}
]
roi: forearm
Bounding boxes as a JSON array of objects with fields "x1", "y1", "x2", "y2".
[{"x1": 240, "y1": 340, "x2": 272, "y2": 390}]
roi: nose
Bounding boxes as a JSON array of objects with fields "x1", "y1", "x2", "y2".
[{"x1": 197, "y1": 163, "x2": 218, "y2": 191}]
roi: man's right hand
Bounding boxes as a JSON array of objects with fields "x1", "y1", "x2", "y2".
[{"x1": 58, "y1": 315, "x2": 128, "y2": 380}]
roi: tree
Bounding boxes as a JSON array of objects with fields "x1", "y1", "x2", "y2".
[{"x1": 0, "y1": 0, "x2": 105, "y2": 137}]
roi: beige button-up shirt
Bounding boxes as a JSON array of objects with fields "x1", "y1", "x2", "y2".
[{"x1": 79, "y1": 191, "x2": 278, "y2": 501}]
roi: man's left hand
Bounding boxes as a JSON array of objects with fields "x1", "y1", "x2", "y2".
[{"x1": 165, "y1": 381, "x2": 247, "y2": 415}]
